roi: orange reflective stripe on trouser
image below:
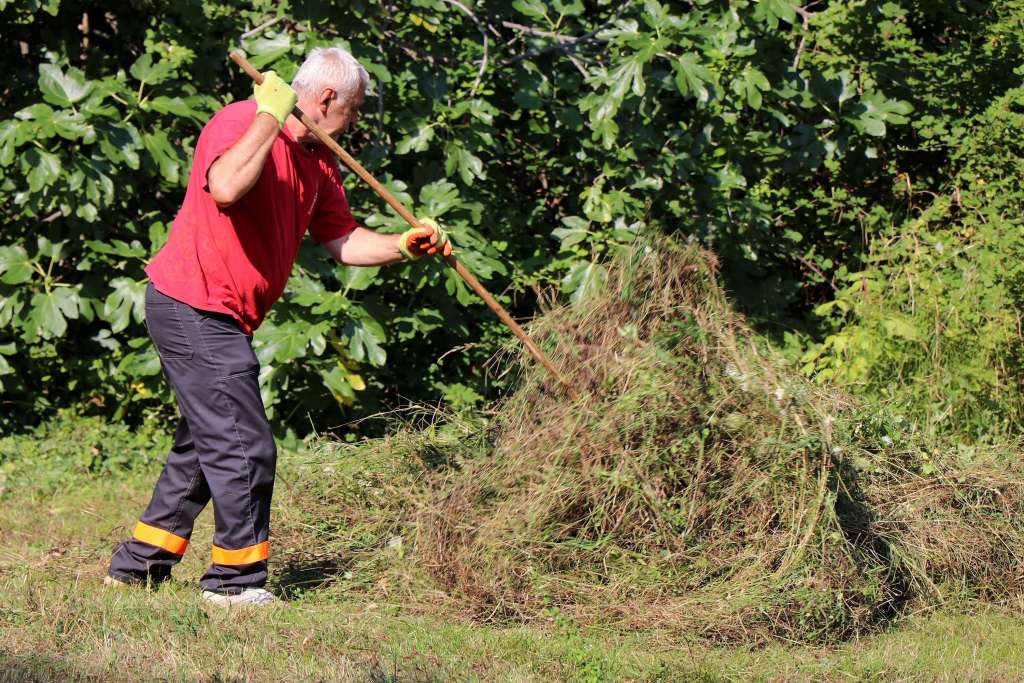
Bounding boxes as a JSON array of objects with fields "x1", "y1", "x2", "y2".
[
  {"x1": 211, "y1": 541, "x2": 269, "y2": 566},
  {"x1": 133, "y1": 521, "x2": 189, "y2": 556}
]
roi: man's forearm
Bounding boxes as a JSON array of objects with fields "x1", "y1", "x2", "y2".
[
  {"x1": 323, "y1": 227, "x2": 405, "y2": 266},
  {"x1": 206, "y1": 114, "x2": 281, "y2": 208}
]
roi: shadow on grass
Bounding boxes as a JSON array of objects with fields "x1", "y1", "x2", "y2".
[
  {"x1": 0, "y1": 652, "x2": 100, "y2": 683},
  {"x1": 0, "y1": 651, "x2": 450, "y2": 683},
  {"x1": 270, "y1": 554, "x2": 353, "y2": 598}
]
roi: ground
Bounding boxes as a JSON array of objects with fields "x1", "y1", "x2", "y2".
[{"x1": 1, "y1": 427, "x2": 1023, "y2": 682}]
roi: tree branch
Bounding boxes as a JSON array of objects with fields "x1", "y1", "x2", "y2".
[
  {"x1": 792, "y1": 2, "x2": 823, "y2": 71},
  {"x1": 439, "y1": 0, "x2": 489, "y2": 97},
  {"x1": 499, "y1": 1, "x2": 635, "y2": 67},
  {"x1": 499, "y1": 21, "x2": 576, "y2": 44}
]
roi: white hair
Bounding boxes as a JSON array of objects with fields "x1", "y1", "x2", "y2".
[{"x1": 291, "y1": 47, "x2": 369, "y2": 100}]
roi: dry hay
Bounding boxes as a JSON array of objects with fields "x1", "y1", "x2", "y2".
[
  {"x1": 407, "y1": 239, "x2": 1024, "y2": 643},
  {"x1": 293, "y1": 238, "x2": 1024, "y2": 644}
]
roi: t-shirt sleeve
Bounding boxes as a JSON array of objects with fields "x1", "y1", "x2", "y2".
[
  {"x1": 197, "y1": 103, "x2": 256, "y2": 193},
  {"x1": 308, "y1": 157, "x2": 359, "y2": 244}
]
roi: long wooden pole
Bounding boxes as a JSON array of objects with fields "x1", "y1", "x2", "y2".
[{"x1": 228, "y1": 51, "x2": 577, "y2": 399}]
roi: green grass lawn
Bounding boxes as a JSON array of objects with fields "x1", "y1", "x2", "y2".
[{"x1": 2, "y1": 419, "x2": 1023, "y2": 682}]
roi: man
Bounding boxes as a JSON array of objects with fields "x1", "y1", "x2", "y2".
[{"x1": 106, "y1": 47, "x2": 450, "y2": 605}]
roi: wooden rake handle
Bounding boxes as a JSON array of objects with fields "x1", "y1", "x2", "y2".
[{"x1": 228, "y1": 51, "x2": 577, "y2": 400}]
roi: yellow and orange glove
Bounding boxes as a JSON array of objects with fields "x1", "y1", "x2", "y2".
[
  {"x1": 398, "y1": 217, "x2": 452, "y2": 260},
  {"x1": 253, "y1": 70, "x2": 297, "y2": 128}
]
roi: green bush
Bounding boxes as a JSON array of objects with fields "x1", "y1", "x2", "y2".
[
  {"x1": 804, "y1": 87, "x2": 1024, "y2": 440},
  {"x1": 0, "y1": 409, "x2": 170, "y2": 491}
]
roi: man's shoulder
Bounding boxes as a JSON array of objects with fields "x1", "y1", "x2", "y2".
[
  {"x1": 193, "y1": 101, "x2": 258, "y2": 157},
  {"x1": 204, "y1": 100, "x2": 257, "y2": 131},
  {"x1": 209, "y1": 100, "x2": 258, "y2": 122}
]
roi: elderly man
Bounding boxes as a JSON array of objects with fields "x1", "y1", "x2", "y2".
[{"x1": 106, "y1": 47, "x2": 448, "y2": 605}]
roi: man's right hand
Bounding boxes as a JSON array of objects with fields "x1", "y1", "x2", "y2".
[
  {"x1": 398, "y1": 218, "x2": 452, "y2": 260},
  {"x1": 254, "y1": 71, "x2": 297, "y2": 128}
]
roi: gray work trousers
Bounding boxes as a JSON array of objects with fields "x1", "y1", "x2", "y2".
[{"x1": 108, "y1": 283, "x2": 276, "y2": 594}]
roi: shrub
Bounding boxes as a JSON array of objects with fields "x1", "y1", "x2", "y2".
[{"x1": 803, "y1": 87, "x2": 1024, "y2": 440}]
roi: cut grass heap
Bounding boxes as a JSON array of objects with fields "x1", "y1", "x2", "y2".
[{"x1": 283, "y1": 239, "x2": 1024, "y2": 644}]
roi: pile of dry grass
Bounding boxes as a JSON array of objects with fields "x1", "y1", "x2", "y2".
[
  {"x1": 862, "y1": 453, "x2": 1024, "y2": 608},
  {"x1": 412, "y1": 240, "x2": 894, "y2": 641},
  {"x1": 291, "y1": 239, "x2": 1024, "y2": 644}
]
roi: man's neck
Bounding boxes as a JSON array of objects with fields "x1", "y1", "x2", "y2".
[{"x1": 285, "y1": 99, "x2": 315, "y2": 142}]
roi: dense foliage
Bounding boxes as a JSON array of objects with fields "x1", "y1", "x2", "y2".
[
  {"x1": 1, "y1": 0, "x2": 1022, "y2": 438},
  {"x1": 804, "y1": 87, "x2": 1024, "y2": 441}
]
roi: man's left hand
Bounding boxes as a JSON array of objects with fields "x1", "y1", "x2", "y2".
[{"x1": 398, "y1": 218, "x2": 453, "y2": 260}]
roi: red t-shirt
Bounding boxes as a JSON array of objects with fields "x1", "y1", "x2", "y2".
[{"x1": 146, "y1": 100, "x2": 357, "y2": 334}]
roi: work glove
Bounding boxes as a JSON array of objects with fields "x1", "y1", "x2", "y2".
[
  {"x1": 254, "y1": 70, "x2": 297, "y2": 128},
  {"x1": 398, "y1": 217, "x2": 452, "y2": 260}
]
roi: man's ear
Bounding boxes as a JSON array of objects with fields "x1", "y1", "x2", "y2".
[{"x1": 318, "y1": 87, "x2": 337, "y2": 114}]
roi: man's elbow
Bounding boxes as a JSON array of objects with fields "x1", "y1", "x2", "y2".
[
  {"x1": 206, "y1": 164, "x2": 247, "y2": 208},
  {"x1": 208, "y1": 179, "x2": 242, "y2": 209}
]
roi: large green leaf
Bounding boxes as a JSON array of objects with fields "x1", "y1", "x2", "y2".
[
  {"x1": 0, "y1": 245, "x2": 35, "y2": 285},
  {"x1": 444, "y1": 267, "x2": 475, "y2": 306},
  {"x1": 243, "y1": 34, "x2": 293, "y2": 70},
  {"x1": 86, "y1": 240, "x2": 147, "y2": 259},
  {"x1": 23, "y1": 148, "x2": 61, "y2": 193},
  {"x1": 338, "y1": 265, "x2": 380, "y2": 291},
  {"x1": 511, "y1": 0, "x2": 548, "y2": 20},
  {"x1": 321, "y1": 365, "x2": 357, "y2": 404},
  {"x1": 672, "y1": 53, "x2": 714, "y2": 103},
  {"x1": 143, "y1": 130, "x2": 182, "y2": 184},
  {"x1": 38, "y1": 64, "x2": 93, "y2": 107},
  {"x1": 103, "y1": 277, "x2": 147, "y2": 333},
  {"x1": 96, "y1": 121, "x2": 143, "y2": 170},
  {"x1": 36, "y1": 237, "x2": 67, "y2": 261},
  {"x1": 52, "y1": 111, "x2": 96, "y2": 142},
  {"x1": 148, "y1": 96, "x2": 205, "y2": 121},
  {"x1": 0, "y1": 120, "x2": 26, "y2": 166},
  {"x1": 581, "y1": 184, "x2": 614, "y2": 223},
  {"x1": 851, "y1": 94, "x2": 914, "y2": 138},
  {"x1": 26, "y1": 288, "x2": 79, "y2": 340},
  {"x1": 395, "y1": 124, "x2": 435, "y2": 154},
  {"x1": 552, "y1": 216, "x2": 591, "y2": 249},
  {"x1": 118, "y1": 347, "x2": 162, "y2": 377},
  {"x1": 609, "y1": 54, "x2": 646, "y2": 100},
  {"x1": 344, "y1": 316, "x2": 387, "y2": 366},
  {"x1": 444, "y1": 142, "x2": 484, "y2": 186},
  {"x1": 254, "y1": 321, "x2": 309, "y2": 365},
  {"x1": 419, "y1": 180, "x2": 461, "y2": 216},
  {"x1": 14, "y1": 103, "x2": 57, "y2": 142},
  {"x1": 0, "y1": 290, "x2": 25, "y2": 328},
  {"x1": 561, "y1": 260, "x2": 607, "y2": 304},
  {"x1": 129, "y1": 54, "x2": 175, "y2": 85},
  {"x1": 82, "y1": 159, "x2": 116, "y2": 205},
  {"x1": 734, "y1": 67, "x2": 771, "y2": 111},
  {"x1": 757, "y1": 0, "x2": 798, "y2": 27}
]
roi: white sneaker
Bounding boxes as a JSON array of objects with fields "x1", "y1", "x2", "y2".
[{"x1": 201, "y1": 587, "x2": 278, "y2": 606}]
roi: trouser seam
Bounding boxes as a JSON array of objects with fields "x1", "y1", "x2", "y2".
[
  {"x1": 169, "y1": 458, "x2": 203, "y2": 537},
  {"x1": 218, "y1": 377, "x2": 261, "y2": 552},
  {"x1": 190, "y1": 302, "x2": 260, "y2": 550}
]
